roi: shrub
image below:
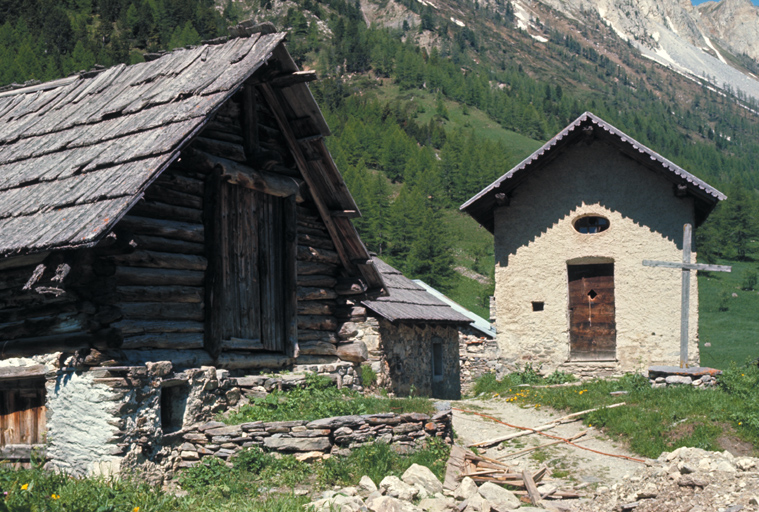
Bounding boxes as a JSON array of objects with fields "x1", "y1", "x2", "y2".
[
  {"x1": 361, "y1": 365, "x2": 377, "y2": 388},
  {"x1": 741, "y1": 269, "x2": 758, "y2": 291},
  {"x1": 544, "y1": 370, "x2": 578, "y2": 385}
]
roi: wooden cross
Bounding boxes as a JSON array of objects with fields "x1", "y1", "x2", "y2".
[{"x1": 643, "y1": 224, "x2": 731, "y2": 368}]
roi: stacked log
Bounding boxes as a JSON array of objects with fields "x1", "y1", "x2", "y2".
[
  {"x1": 0, "y1": 253, "x2": 122, "y2": 357},
  {"x1": 109, "y1": 166, "x2": 207, "y2": 351},
  {"x1": 295, "y1": 205, "x2": 342, "y2": 357}
]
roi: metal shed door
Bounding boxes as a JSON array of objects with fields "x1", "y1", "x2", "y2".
[{"x1": 568, "y1": 263, "x2": 616, "y2": 360}]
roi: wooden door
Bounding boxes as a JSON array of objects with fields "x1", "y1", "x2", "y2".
[
  {"x1": 207, "y1": 180, "x2": 296, "y2": 355},
  {"x1": 567, "y1": 263, "x2": 616, "y2": 360},
  {"x1": 0, "y1": 380, "x2": 46, "y2": 447}
]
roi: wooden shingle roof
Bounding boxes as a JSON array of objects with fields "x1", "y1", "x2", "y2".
[
  {"x1": 0, "y1": 28, "x2": 382, "y2": 289},
  {"x1": 461, "y1": 112, "x2": 726, "y2": 232},
  {"x1": 362, "y1": 258, "x2": 471, "y2": 324}
]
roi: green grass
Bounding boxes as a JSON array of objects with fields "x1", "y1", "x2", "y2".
[
  {"x1": 474, "y1": 367, "x2": 759, "y2": 459},
  {"x1": 472, "y1": 365, "x2": 577, "y2": 395},
  {"x1": 0, "y1": 468, "x2": 180, "y2": 512},
  {"x1": 441, "y1": 210, "x2": 495, "y2": 319},
  {"x1": 222, "y1": 374, "x2": 435, "y2": 425},
  {"x1": 0, "y1": 439, "x2": 451, "y2": 512},
  {"x1": 699, "y1": 252, "x2": 759, "y2": 369},
  {"x1": 177, "y1": 440, "x2": 450, "y2": 509}
]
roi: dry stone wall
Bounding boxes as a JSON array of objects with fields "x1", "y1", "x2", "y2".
[
  {"x1": 29, "y1": 355, "x2": 369, "y2": 479},
  {"x1": 458, "y1": 330, "x2": 501, "y2": 394},
  {"x1": 171, "y1": 410, "x2": 453, "y2": 470}
]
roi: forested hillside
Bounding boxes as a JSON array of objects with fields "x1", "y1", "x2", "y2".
[{"x1": 1, "y1": 0, "x2": 758, "y2": 323}]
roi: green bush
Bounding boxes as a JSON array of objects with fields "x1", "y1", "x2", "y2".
[
  {"x1": 544, "y1": 370, "x2": 578, "y2": 385},
  {"x1": 741, "y1": 269, "x2": 758, "y2": 291},
  {"x1": 361, "y1": 365, "x2": 377, "y2": 388}
]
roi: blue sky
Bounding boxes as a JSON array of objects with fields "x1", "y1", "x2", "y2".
[{"x1": 691, "y1": 0, "x2": 759, "y2": 4}]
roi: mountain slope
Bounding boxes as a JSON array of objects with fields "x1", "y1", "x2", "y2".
[{"x1": 531, "y1": 0, "x2": 759, "y2": 101}]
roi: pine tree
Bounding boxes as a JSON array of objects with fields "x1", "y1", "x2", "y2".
[{"x1": 406, "y1": 205, "x2": 455, "y2": 291}]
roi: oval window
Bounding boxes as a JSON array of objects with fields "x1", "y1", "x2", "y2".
[{"x1": 573, "y1": 216, "x2": 609, "y2": 234}]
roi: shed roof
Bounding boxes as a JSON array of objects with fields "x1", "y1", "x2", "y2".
[
  {"x1": 460, "y1": 112, "x2": 726, "y2": 232},
  {"x1": 362, "y1": 259, "x2": 471, "y2": 325},
  {"x1": 0, "y1": 26, "x2": 382, "y2": 289},
  {"x1": 412, "y1": 279, "x2": 495, "y2": 338}
]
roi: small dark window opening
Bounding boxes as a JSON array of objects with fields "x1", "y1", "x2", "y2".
[
  {"x1": 432, "y1": 342, "x2": 444, "y2": 381},
  {"x1": 532, "y1": 301, "x2": 544, "y2": 312},
  {"x1": 588, "y1": 290, "x2": 598, "y2": 300},
  {"x1": 573, "y1": 216, "x2": 610, "y2": 234},
  {"x1": 160, "y1": 384, "x2": 189, "y2": 433}
]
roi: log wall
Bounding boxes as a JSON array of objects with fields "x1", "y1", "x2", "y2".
[
  {"x1": 0, "y1": 90, "x2": 353, "y2": 364},
  {"x1": 108, "y1": 163, "x2": 208, "y2": 352}
]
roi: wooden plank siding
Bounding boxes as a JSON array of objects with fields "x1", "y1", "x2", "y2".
[{"x1": 0, "y1": 379, "x2": 46, "y2": 449}]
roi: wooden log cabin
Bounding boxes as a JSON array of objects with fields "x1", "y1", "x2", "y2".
[{"x1": 0, "y1": 22, "x2": 385, "y2": 475}]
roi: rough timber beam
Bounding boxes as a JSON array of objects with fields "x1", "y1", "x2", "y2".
[{"x1": 257, "y1": 83, "x2": 357, "y2": 274}]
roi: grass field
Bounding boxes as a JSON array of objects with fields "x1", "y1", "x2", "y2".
[
  {"x1": 475, "y1": 367, "x2": 759, "y2": 459},
  {"x1": 699, "y1": 250, "x2": 759, "y2": 369}
]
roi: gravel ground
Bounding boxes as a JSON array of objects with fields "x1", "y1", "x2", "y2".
[{"x1": 448, "y1": 397, "x2": 759, "y2": 512}]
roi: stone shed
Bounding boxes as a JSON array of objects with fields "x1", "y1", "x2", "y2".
[
  {"x1": 460, "y1": 112, "x2": 725, "y2": 377},
  {"x1": 0, "y1": 22, "x2": 386, "y2": 476},
  {"x1": 349, "y1": 259, "x2": 471, "y2": 400}
]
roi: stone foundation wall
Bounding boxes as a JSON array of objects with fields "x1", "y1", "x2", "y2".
[
  {"x1": 171, "y1": 409, "x2": 453, "y2": 471},
  {"x1": 1, "y1": 353, "x2": 368, "y2": 479},
  {"x1": 458, "y1": 331, "x2": 501, "y2": 395},
  {"x1": 353, "y1": 317, "x2": 460, "y2": 399}
]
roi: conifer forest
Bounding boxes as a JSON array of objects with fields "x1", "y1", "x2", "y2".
[{"x1": 1, "y1": 0, "x2": 758, "y2": 322}]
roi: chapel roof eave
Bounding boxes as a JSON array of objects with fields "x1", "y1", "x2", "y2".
[{"x1": 460, "y1": 112, "x2": 726, "y2": 232}]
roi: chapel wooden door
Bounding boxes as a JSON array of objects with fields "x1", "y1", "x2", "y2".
[{"x1": 567, "y1": 263, "x2": 616, "y2": 360}]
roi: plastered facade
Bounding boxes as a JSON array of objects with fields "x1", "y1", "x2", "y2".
[{"x1": 493, "y1": 141, "x2": 699, "y2": 375}]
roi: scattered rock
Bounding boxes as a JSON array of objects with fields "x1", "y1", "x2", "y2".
[
  {"x1": 309, "y1": 493, "x2": 365, "y2": 511},
  {"x1": 454, "y1": 477, "x2": 479, "y2": 500},
  {"x1": 401, "y1": 463, "x2": 443, "y2": 496},
  {"x1": 477, "y1": 482, "x2": 520, "y2": 510},
  {"x1": 380, "y1": 475, "x2": 419, "y2": 501},
  {"x1": 358, "y1": 475, "x2": 378, "y2": 496},
  {"x1": 574, "y1": 448, "x2": 759, "y2": 511},
  {"x1": 295, "y1": 451, "x2": 324, "y2": 462}
]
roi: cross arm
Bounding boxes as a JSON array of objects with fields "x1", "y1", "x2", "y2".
[{"x1": 642, "y1": 260, "x2": 732, "y2": 272}]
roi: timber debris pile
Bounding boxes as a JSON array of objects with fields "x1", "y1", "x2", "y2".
[{"x1": 444, "y1": 446, "x2": 583, "y2": 507}]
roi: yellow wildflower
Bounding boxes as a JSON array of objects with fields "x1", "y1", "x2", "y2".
[
  {"x1": 133, "y1": 508, "x2": 140, "y2": 512},
  {"x1": 20, "y1": 484, "x2": 28, "y2": 490},
  {"x1": 51, "y1": 494, "x2": 60, "y2": 500}
]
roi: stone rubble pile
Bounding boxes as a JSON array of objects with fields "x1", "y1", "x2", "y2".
[
  {"x1": 573, "y1": 447, "x2": 759, "y2": 512},
  {"x1": 172, "y1": 410, "x2": 453, "y2": 469},
  {"x1": 306, "y1": 463, "x2": 551, "y2": 512},
  {"x1": 649, "y1": 374, "x2": 718, "y2": 389},
  {"x1": 646, "y1": 366, "x2": 722, "y2": 389}
]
